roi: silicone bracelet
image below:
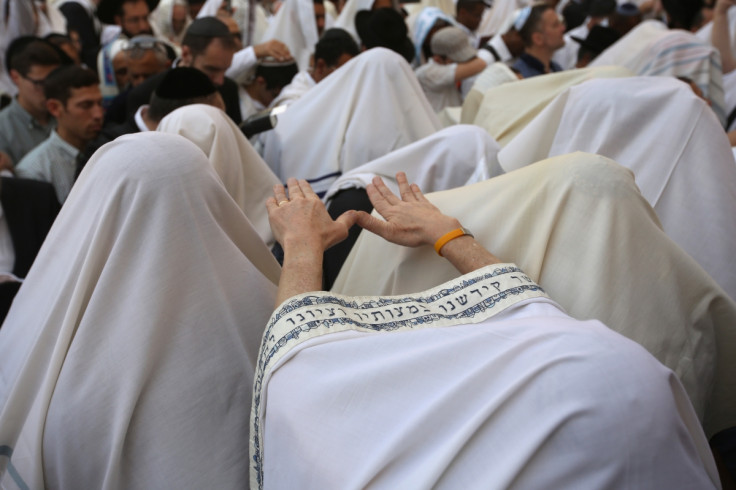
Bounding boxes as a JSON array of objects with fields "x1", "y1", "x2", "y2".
[{"x1": 434, "y1": 228, "x2": 473, "y2": 256}]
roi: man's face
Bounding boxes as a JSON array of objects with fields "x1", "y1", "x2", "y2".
[
  {"x1": 312, "y1": 52, "x2": 353, "y2": 83},
  {"x1": 127, "y1": 50, "x2": 167, "y2": 86},
  {"x1": 538, "y1": 9, "x2": 565, "y2": 51},
  {"x1": 314, "y1": 3, "x2": 326, "y2": 36},
  {"x1": 112, "y1": 51, "x2": 129, "y2": 89},
  {"x1": 457, "y1": 3, "x2": 486, "y2": 33},
  {"x1": 189, "y1": 38, "x2": 235, "y2": 86},
  {"x1": 12, "y1": 64, "x2": 59, "y2": 114},
  {"x1": 117, "y1": 0, "x2": 152, "y2": 38},
  {"x1": 53, "y1": 85, "x2": 104, "y2": 144},
  {"x1": 171, "y1": 4, "x2": 188, "y2": 33}
]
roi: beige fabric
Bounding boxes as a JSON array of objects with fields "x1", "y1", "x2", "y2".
[
  {"x1": 157, "y1": 104, "x2": 281, "y2": 247},
  {"x1": 333, "y1": 152, "x2": 736, "y2": 437},
  {"x1": 0, "y1": 133, "x2": 280, "y2": 489},
  {"x1": 467, "y1": 65, "x2": 632, "y2": 144},
  {"x1": 499, "y1": 76, "x2": 736, "y2": 302},
  {"x1": 461, "y1": 61, "x2": 521, "y2": 124}
]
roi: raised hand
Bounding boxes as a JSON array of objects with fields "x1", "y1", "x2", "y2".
[{"x1": 355, "y1": 172, "x2": 462, "y2": 248}]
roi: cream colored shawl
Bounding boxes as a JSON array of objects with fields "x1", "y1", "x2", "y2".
[{"x1": 333, "y1": 152, "x2": 736, "y2": 437}]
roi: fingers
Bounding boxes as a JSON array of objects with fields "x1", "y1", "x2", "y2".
[
  {"x1": 411, "y1": 183, "x2": 429, "y2": 202},
  {"x1": 273, "y1": 183, "x2": 288, "y2": 204},
  {"x1": 335, "y1": 209, "x2": 359, "y2": 230},
  {"x1": 371, "y1": 176, "x2": 400, "y2": 205},
  {"x1": 298, "y1": 179, "x2": 318, "y2": 198},
  {"x1": 286, "y1": 178, "x2": 303, "y2": 199},
  {"x1": 265, "y1": 196, "x2": 279, "y2": 213},
  {"x1": 355, "y1": 210, "x2": 390, "y2": 237}
]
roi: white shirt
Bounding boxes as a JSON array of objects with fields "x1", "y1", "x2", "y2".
[{"x1": 415, "y1": 59, "x2": 461, "y2": 112}]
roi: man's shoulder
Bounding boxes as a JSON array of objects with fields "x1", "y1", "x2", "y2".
[
  {"x1": 16, "y1": 137, "x2": 56, "y2": 172},
  {"x1": 415, "y1": 61, "x2": 455, "y2": 86}
]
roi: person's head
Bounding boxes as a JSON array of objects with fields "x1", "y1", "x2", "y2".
[
  {"x1": 608, "y1": 2, "x2": 641, "y2": 36},
  {"x1": 7, "y1": 37, "x2": 62, "y2": 116},
  {"x1": 572, "y1": 24, "x2": 620, "y2": 67},
  {"x1": 456, "y1": 0, "x2": 489, "y2": 33},
  {"x1": 516, "y1": 3, "x2": 565, "y2": 52},
  {"x1": 43, "y1": 66, "x2": 104, "y2": 148},
  {"x1": 44, "y1": 33, "x2": 82, "y2": 65},
  {"x1": 312, "y1": 28, "x2": 359, "y2": 82},
  {"x1": 661, "y1": 0, "x2": 704, "y2": 31},
  {"x1": 186, "y1": 0, "x2": 205, "y2": 17},
  {"x1": 148, "y1": 67, "x2": 225, "y2": 124},
  {"x1": 124, "y1": 36, "x2": 171, "y2": 86},
  {"x1": 430, "y1": 26, "x2": 477, "y2": 64},
  {"x1": 355, "y1": 8, "x2": 415, "y2": 63},
  {"x1": 100, "y1": 0, "x2": 154, "y2": 37},
  {"x1": 171, "y1": 1, "x2": 189, "y2": 33},
  {"x1": 246, "y1": 59, "x2": 298, "y2": 106},
  {"x1": 217, "y1": 13, "x2": 243, "y2": 50},
  {"x1": 181, "y1": 17, "x2": 237, "y2": 86},
  {"x1": 314, "y1": 0, "x2": 326, "y2": 36}
]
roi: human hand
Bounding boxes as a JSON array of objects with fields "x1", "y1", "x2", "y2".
[
  {"x1": 266, "y1": 178, "x2": 358, "y2": 253},
  {"x1": 254, "y1": 40, "x2": 293, "y2": 62},
  {"x1": 355, "y1": 172, "x2": 462, "y2": 248}
]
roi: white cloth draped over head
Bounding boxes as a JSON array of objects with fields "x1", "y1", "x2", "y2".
[
  {"x1": 261, "y1": 48, "x2": 442, "y2": 195},
  {"x1": 259, "y1": 0, "x2": 319, "y2": 71},
  {"x1": 157, "y1": 104, "x2": 281, "y2": 247},
  {"x1": 476, "y1": 0, "x2": 525, "y2": 38},
  {"x1": 410, "y1": 6, "x2": 457, "y2": 63},
  {"x1": 270, "y1": 70, "x2": 316, "y2": 108},
  {"x1": 461, "y1": 61, "x2": 521, "y2": 124},
  {"x1": 591, "y1": 19, "x2": 727, "y2": 125},
  {"x1": 333, "y1": 152, "x2": 736, "y2": 437},
  {"x1": 323, "y1": 124, "x2": 503, "y2": 202},
  {"x1": 499, "y1": 76, "x2": 736, "y2": 304},
  {"x1": 465, "y1": 65, "x2": 632, "y2": 143},
  {"x1": 150, "y1": 0, "x2": 192, "y2": 45},
  {"x1": 0, "y1": 132, "x2": 280, "y2": 489},
  {"x1": 254, "y1": 264, "x2": 720, "y2": 489}
]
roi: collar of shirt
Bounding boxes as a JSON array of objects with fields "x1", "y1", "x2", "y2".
[
  {"x1": 50, "y1": 129, "x2": 82, "y2": 159},
  {"x1": 134, "y1": 105, "x2": 150, "y2": 132},
  {"x1": 519, "y1": 52, "x2": 561, "y2": 74}
]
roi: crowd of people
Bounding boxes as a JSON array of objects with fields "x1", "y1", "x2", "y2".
[{"x1": 0, "y1": 0, "x2": 735, "y2": 487}]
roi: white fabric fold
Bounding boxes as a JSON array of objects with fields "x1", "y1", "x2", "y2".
[
  {"x1": 261, "y1": 48, "x2": 442, "y2": 194},
  {"x1": 157, "y1": 104, "x2": 281, "y2": 247},
  {"x1": 0, "y1": 132, "x2": 279, "y2": 489},
  {"x1": 333, "y1": 152, "x2": 736, "y2": 437},
  {"x1": 259, "y1": 0, "x2": 319, "y2": 70},
  {"x1": 499, "y1": 76, "x2": 736, "y2": 303},
  {"x1": 323, "y1": 124, "x2": 503, "y2": 202}
]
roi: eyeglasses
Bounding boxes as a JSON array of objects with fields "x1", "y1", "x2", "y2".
[{"x1": 20, "y1": 73, "x2": 46, "y2": 88}]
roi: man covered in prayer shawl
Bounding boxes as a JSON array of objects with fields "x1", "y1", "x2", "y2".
[{"x1": 251, "y1": 172, "x2": 722, "y2": 489}]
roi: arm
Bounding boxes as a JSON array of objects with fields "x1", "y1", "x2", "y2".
[
  {"x1": 712, "y1": 0, "x2": 736, "y2": 74},
  {"x1": 225, "y1": 40, "x2": 293, "y2": 80},
  {"x1": 453, "y1": 56, "x2": 488, "y2": 82},
  {"x1": 355, "y1": 172, "x2": 501, "y2": 274}
]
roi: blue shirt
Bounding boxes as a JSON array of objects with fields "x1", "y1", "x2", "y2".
[{"x1": 512, "y1": 52, "x2": 563, "y2": 78}]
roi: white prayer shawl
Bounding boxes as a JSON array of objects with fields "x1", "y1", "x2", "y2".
[
  {"x1": 461, "y1": 61, "x2": 520, "y2": 124},
  {"x1": 157, "y1": 104, "x2": 281, "y2": 247},
  {"x1": 253, "y1": 264, "x2": 720, "y2": 489},
  {"x1": 476, "y1": 0, "x2": 526, "y2": 38},
  {"x1": 410, "y1": 7, "x2": 457, "y2": 64},
  {"x1": 0, "y1": 132, "x2": 280, "y2": 489},
  {"x1": 270, "y1": 70, "x2": 316, "y2": 108},
  {"x1": 466, "y1": 65, "x2": 632, "y2": 143},
  {"x1": 323, "y1": 124, "x2": 503, "y2": 202},
  {"x1": 333, "y1": 152, "x2": 736, "y2": 437},
  {"x1": 499, "y1": 76, "x2": 736, "y2": 305},
  {"x1": 591, "y1": 20, "x2": 727, "y2": 124},
  {"x1": 151, "y1": 0, "x2": 191, "y2": 45},
  {"x1": 261, "y1": 48, "x2": 442, "y2": 195},
  {"x1": 0, "y1": 0, "x2": 39, "y2": 96},
  {"x1": 724, "y1": 69, "x2": 736, "y2": 130},
  {"x1": 259, "y1": 0, "x2": 318, "y2": 71}
]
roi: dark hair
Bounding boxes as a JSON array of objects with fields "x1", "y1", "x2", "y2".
[
  {"x1": 7, "y1": 36, "x2": 62, "y2": 76},
  {"x1": 43, "y1": 65, "x2": 98, "y2": 105},
  {"x1": 518, "y1": 4, "x2": 553, "y2": 46},
  {"x1": 182, "y1": 32, "x2": 236, "y2": 56},
  {"x1": 256, "y1": 62, "x2": 298, "y2": 90},
  {"x1": 148, "y1": 92, "x2": 219, "y2": 122},
  {"x1": 314, "y1": 28, "x2": 359, "y2": 66},
  {"x1": 661, "y1": 0, "x2": 704, "y2": 30},
  {"x1": 456, "y1": 0, "x2": 485, "y2": 12}
]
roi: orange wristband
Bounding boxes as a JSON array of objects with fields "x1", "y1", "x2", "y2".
[{"x1": 433, "y1": 227, "x2": 473, "y2": 256}]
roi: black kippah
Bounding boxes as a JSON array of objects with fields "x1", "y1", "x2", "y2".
[
  {"x1": 154, "y1": 67, "x2": 216, "y2": 99},
  {"x1": 185, "y1": 16, "x2": 231, "y2": 37}
]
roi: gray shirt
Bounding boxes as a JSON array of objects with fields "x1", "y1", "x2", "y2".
[
  {"x1": 0, "y1": 97, "x2": 56, "y2": 166},
  {"x1": 16, "y1": 130, "x2": 78, "y2": 203}
]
